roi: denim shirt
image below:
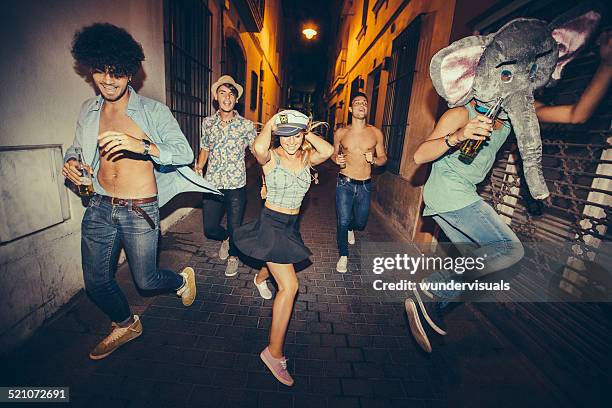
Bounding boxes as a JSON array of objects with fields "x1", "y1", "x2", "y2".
[{"x1": 64, "y1": 87, "x2": 220, "y2": 207}]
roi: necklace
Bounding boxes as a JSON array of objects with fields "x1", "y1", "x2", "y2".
[{"x1": 219, "y1": 112, "x2": 236, "y2": 126}]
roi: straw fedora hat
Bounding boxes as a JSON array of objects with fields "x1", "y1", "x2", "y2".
[{"x1": 211, "y1": 75, "x2": 244, "y2": 100}]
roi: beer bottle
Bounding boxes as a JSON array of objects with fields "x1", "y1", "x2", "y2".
[
  {"x1": 338, "y1": 144, "x2": 346, "y2": 169},
  {"x1": 458, "y1": 97, "x2": 503, "y2": 164},
  {"x1": 75, "y1": 147, "x2": 94, "y2": 197}
]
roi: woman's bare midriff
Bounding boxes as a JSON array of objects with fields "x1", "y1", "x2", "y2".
[{"x1": 265, "y1": 201, "x2": 300, "y2": 215}]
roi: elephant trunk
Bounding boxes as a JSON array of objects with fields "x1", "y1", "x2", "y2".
[{"x1": 504, "y1": 93, "x2": 550, "y2": 200}]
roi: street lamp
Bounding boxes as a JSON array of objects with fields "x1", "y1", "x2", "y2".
[{"x1": 302, "y1": 27, "x2": 317, "y2": 40}]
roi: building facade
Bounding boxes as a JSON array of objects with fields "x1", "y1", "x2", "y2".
[
  {"x1": 0, "y1": 0, "x2": 286, "y2": 353},
  {"x1": 326, "y1": 0, "x2": 611, "y2": 399},
  {"x1": 324, "y1": 0, "x2": 494, "y2": 243}
]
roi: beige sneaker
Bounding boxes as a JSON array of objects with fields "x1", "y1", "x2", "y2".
[
  {"x1": 225, "y1": 257, "x2": 239, "y2": 277},
  {"x1": 254, "y1": 273, "x2": 272, "y2": 299},
  {"x1": 177, "y1": 267, "x2": 196, "y2": 306},
  {"x1": 89, "y1": 315, "x2": 143, "y2": 360},
  {"x1": 348, "y1": 230, "x2": 355, "y2": 245},
  {"x1": 336, "y1": 256, "x2": 348, "y2": 273},
  {"x1": 219, "y1": 238, "x2": 230, "y2": 260}
]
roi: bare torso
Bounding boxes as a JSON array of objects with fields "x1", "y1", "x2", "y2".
[
  {"x1": 337, "y1": 125, "x2": 378, "y2": 180},
  {"x1": 97, "y1": 105, "x2": 157, "y2": 198}
]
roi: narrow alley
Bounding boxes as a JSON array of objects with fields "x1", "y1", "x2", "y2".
[{"x1": 1, "y1": 163, "x2": 578, "y2": 407}]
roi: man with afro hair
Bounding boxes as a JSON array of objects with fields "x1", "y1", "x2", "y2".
[{"x1": 62, "y1": 23, "x2": 219, "y2": 360}]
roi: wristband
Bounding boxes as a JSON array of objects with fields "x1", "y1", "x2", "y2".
[{"x1": 444, "y1": 133, "x2": 457, "y2": 148}]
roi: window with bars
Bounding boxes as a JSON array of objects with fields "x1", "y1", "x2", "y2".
[
  {"x1": 380, "y1": 16, "x2": 421, "y2": 174},
  {"x1": 163, "y1": 0, "x2": 213, "y2": 155},
  {"x1": 250, "y1": 71, "x2": 258, "y2": 111},
  {"x1": 368, "y1": 67, "x2": 381, "y2": 125},
  {"x1": 467, "y1": 1, "x2": 611, "y2": 401}
]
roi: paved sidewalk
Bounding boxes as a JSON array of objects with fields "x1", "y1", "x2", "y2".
[{"x1": 1, "y1": 163, "x2": 569, "y2": 408}]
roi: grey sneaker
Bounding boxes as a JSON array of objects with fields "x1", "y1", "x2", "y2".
[
  {"x1": 404, "y1": 298, "x2": 432, "y2": 353},
  {"x1": 348, "y1": 230, "x2": 355, "y2": 245},
  {"x1": 336, "y1": 256, "x2": 348, "y2": 273},
  {"x1": 89, "y1": 315, "x2": 143, "y2": 360},
  {"x1": 219, "y1": 238, "x2": 230, "y2": 260},
  {"x1": 225, "y1": 257, "x2": 239, "y2": 277},
  {"x1": 404, "y1": 288, "x2": 447, "y2": 354},
  {"x1": 412, "y1": 287, "x2": 447, "y2": 335},
  {"x1": 177, "y1": 267, "x2": 197, "y2": 306}
]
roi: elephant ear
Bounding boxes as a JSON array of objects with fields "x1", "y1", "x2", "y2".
[
  {"x1": 430, "y1": 35, "x2": 489, "y2": 107},
  {"x1": 550, "y1": 7, "x2": 601, "y2": 80}
]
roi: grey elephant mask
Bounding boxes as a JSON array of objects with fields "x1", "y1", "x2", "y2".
[{"x1": 430, "y1": 8, "x2": 601, "y2": 199}]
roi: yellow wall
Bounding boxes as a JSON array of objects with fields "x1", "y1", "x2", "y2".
[
  {"x1": 327, "y1": 0, "x2": 457, "y2": 242},
  {"x1": 223, "y1": 0, "x2": 285, "y2": 125}
]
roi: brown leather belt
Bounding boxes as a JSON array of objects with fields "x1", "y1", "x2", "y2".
[{"x1": 99, "y1": 195, "x2": 157, "y2": 229}]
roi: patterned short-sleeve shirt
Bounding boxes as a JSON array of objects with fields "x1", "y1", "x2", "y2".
[{"x1": 201, "y1": 111, "x2": 256, "y2": 189}]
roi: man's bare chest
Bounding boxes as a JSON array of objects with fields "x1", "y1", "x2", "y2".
[
  {"x1": 341, "y1": 131, "x2": 376, "y2": 153},
  {"x1": 99, "y1": 111, "x2": 148, "y2": 141}
]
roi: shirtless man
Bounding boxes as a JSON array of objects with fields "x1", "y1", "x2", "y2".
[
  {"x1": 62, "y1": 23, "x2": 217, "y2": 360},
  {"x1": 332, "y1": 92, "x2": 387, "y2": 273}
]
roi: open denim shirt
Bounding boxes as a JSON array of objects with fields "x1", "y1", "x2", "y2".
[{"x1": 64, "y1": 87, "x2": 220, "y2": 206}]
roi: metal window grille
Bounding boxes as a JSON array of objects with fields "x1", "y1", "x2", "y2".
[
  {"x1": 164, "y1": 0, "x2": 213, "y2": 154},
  {"x1": 369, "y1": 67, "x2": 381, "y2": 125},
  {"x1": 467, "y1": 1, "x2": 611, "y2": 401},
  {"x1": 380, "y1": 16, "x2": 421, "y2": 174},
  {"x1": 250, "y1": 71, "x2": 258, "y2": 111}
]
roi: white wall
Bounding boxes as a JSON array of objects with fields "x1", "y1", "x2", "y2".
[{"x1": 0, "y1": 0, "x2": 167, "y2": 353}]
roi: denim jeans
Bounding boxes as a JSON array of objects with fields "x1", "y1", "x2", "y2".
[
  {"x1": 426, "y1": 199, "x2": 524, "y2": 302},
  {"x1": 81, "y1": 195, "x2": 183, "y2": 324},
  {"x1": 203, "y1": 187, "x2": 246, "y2": 257},
  {"x1": 335, "y1": 176, "x2": 372, "y2": 256}
]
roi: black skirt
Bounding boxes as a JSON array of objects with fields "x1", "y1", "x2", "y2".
[{"x1": 234, "y1": 207, "x2": 312, "y2": 264}]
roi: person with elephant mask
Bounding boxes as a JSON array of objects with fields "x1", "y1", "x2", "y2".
[{"x1": 406, "y1": 7, "x2": 611, "y2": 353}]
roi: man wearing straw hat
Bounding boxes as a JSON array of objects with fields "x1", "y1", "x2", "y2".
[{"x1": 194, "y1": 75, "x2": 257, "y2": 277}]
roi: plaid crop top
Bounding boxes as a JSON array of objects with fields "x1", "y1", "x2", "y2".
[{"x1": 264, "y1": 151, "x2": 311, "y2": 210}]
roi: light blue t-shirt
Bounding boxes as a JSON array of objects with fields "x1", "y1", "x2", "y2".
[
  {"x1": 423, "y1": 103, "x2": 511, "y2": 216},
  {"x1": 64, "y1": 87, "x2": 220, "y2": 206}
]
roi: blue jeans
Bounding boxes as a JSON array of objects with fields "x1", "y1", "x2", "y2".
[
  {"x1": 336, "y1": 176, "x2": 372, "y2": 256},
  {"x1": 427, "y1": 200, "x2": 524, "y2": 301},
  {"x1": 81, "y1": 195, "x2": 183, "y2": 324}
]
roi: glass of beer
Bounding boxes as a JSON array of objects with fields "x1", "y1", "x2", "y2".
[{"x1": 75, "y1": 147, "x2": 94, "y2": 197}]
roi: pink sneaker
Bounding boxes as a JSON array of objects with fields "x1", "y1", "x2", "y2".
[{"x1": 260, "y1": 347, "x2": 294, "y2": 386}]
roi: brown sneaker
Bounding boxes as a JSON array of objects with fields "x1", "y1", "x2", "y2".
[
  {"x1": 89, "y1": 315, "x2": 143, "y2": 360},
  {"x1": 177, "y1": 267, "x2": 196, "y2": 306}
]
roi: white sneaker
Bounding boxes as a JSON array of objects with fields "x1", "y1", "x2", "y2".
[
  {"x1": 219, "y1": 238, "x2": 230, "y2": 260},
  {"x1": 225, "y1": 257, "x2": 239, "y2": 277},
  {"x1": 254, "y1": 274, "x2": 272, "y2": 299},
  {"x1": 348, "y1": 230, "x2": 355, "y2": 245},
  {"x1": 336, "y1": 256, "x2": 348, "y2": 273}
]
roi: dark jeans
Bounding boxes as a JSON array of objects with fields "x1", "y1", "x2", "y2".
[
  {"x1": 335, "y1": 176, "x2": 372, "y2": 256},
  {"x1": 203, "y1": 187, "x2": 247, "y2": 257},
  {"x1": 81, "y1": 195, "x2": 183, "y2": 324}
]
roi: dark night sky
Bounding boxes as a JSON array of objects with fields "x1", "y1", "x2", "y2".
[{"x1": 281, "y1": 0, "x2": 341, "y2": 92}]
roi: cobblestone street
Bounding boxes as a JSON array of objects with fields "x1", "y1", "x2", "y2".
[{"x1": 1, "y1": 163, "x2": 574, "y2": 407}]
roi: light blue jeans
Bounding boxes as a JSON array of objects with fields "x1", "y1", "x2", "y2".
[{"x1": 426, "y1": 199, "x2": 524, "y2": 302}]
